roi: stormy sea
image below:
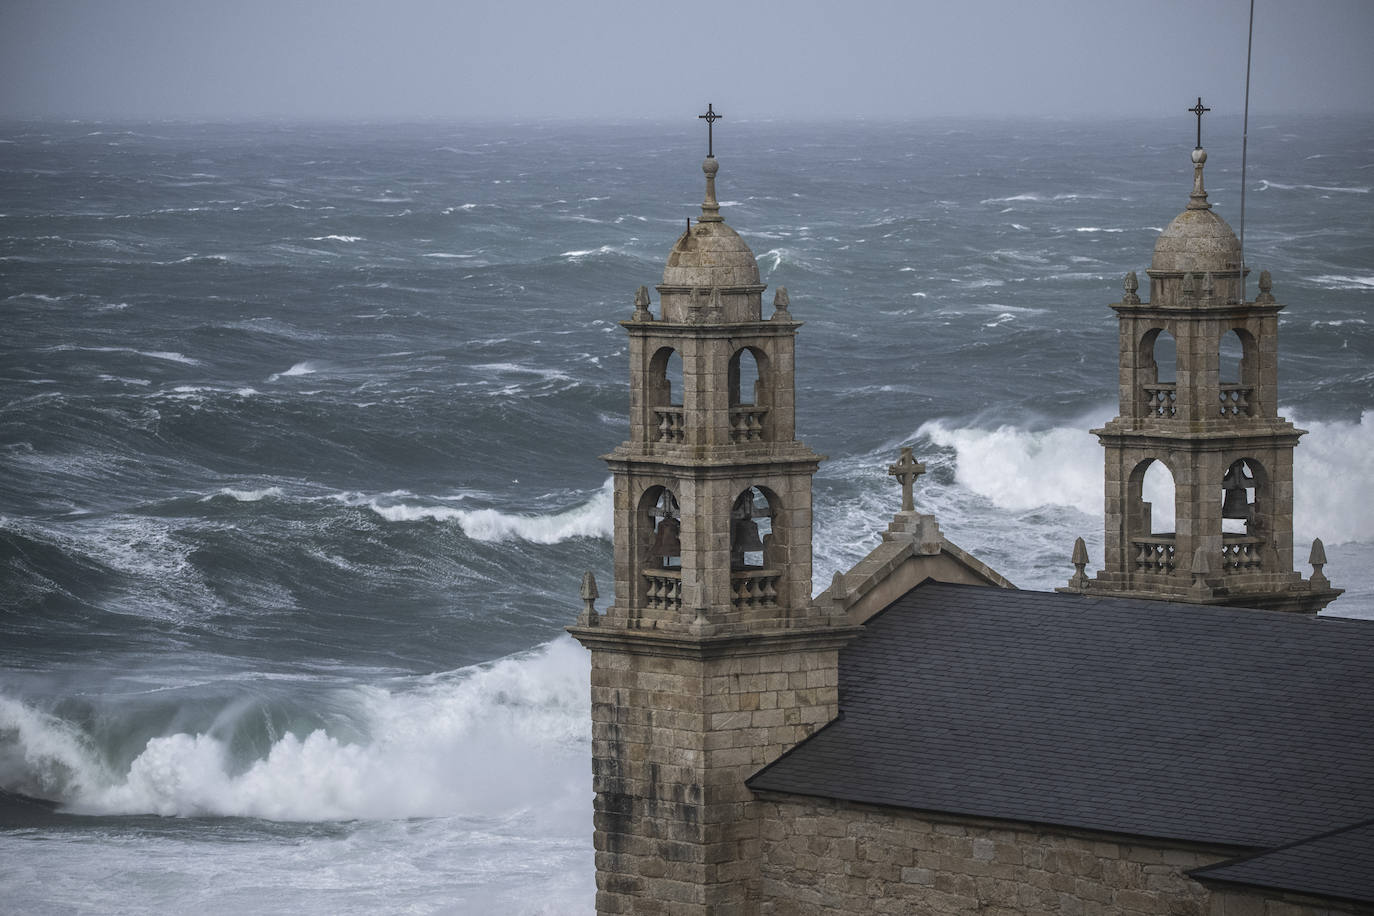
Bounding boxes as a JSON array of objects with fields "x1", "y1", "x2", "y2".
[{"x1": 2, "y1": 116, "x2": 1371, "y2": 914}]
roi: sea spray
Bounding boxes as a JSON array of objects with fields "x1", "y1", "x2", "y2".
[{"x1": 0, "y1": 639, "x2": 591, "y2": 822}]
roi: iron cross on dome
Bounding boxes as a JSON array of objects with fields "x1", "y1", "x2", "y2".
[
  {"x1": 698, "y1": 103, "x2": 722, "y2": 157},
  {"x1": 888, "y1": 446, "x2": 926, "y2": 513},
  {"x1": 1189, "y1": 97, "x2": 1211, "y2": 150}
]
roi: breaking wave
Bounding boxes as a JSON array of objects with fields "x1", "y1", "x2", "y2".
[
  {"x1": 365, "y1": 479, "x2": 613, "y2": 544},
  {"x1": 918, "y1": 411, "x2": 1374, "y2": 545},
  {"x1": 0, "y1": 639, "x2": 590, "y2": 821}
]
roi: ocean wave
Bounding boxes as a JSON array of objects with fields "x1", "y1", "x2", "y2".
[
  {"x1": 558, "y1": 245, "x2": 621, "y2": 260},
  {"x1": 307, "y1": 235, "x2": 362, "y2": 243},
  {"x1": 1257, "y1": 179, "x2": 1370, "y2": 194},
  {"x1": 0, "y1": 639, "x2": 591, "y2": 821},
  {"x1": 42, "y1": 345, "x2": 200, "y2": 365},
  {"x1": 366, "y1": 479, "x2": 613, "y2": 544},
  {"x1": 1308, "y1": 274, "x2": 1374, "y2": 291},
  {"x1": 267, "y1": 361, "x2": 321, "y2": 381},
  {"x1": 916, "y1": 411, "x2": 1374, "y2": 545},
  {"x1": 202, "y1": 487, "x2": 284, "y2": 503}
]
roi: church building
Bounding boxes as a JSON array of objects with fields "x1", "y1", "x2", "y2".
[{"x1": 568, "y1": 108, "x2": 1374, "y2": 916}]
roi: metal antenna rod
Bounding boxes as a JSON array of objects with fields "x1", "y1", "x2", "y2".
[{"x1": 1239, "y1": 0, "x2": 1255, "y2": 301}]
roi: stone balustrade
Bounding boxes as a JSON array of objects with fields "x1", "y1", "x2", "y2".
[
  {"x1": 1133, "y1": 536, "x2": 1177, "y2": 572},
  {"x1": 731, "y1": 568, "x2": 781, "y2": 609},
  {"x1": 729, "y1": 406, "x2": 769, "y2": 442},
  {"x1": 1222, "y1": 535, "x2": 1264, "y2": 571},
  {"x1": 1143, "y1": 384, "x2": 1177, "y2": 418},
  {"x1": 653, "y1": 407, "x2": 685, "y2": 442},
  {"x1": 642, "y1": 567, "x2": 682, "y2": 610},
  {"x1": 1218, "y1": 384, "x2": 1253, "y2": 418}
]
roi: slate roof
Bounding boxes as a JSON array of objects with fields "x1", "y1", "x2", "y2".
[
  {"x1": 1191, "y1": 818, "x2": 1374, "y2": 905},
  {"x1": 748, "y1": 581, "x2": 1374, "y2": 851}
]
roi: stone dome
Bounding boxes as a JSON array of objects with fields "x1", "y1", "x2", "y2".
[
  {"x1": 662, "y1": 220, "x2": 761, "y2": 288},
  {"x1": 1150, "y1": 147, "x2": 1242, "y2": 274},
  {"x1": 661, "y1": 157, "x2": 761, "y2": 289}
]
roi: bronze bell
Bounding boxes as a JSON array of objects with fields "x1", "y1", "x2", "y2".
[
  {"x1": 1222, "y1": 464, "x2": 1253, "y2": 520},
  {"x1": 650, "y1": 517, "x2": 681, "y2": 558},
  {"x1": 733, "y1": 514, "x2": 764, "y2": 553}
]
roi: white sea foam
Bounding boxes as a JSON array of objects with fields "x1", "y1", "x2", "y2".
[
  {"x1": 44, "y1": 345, "x2": 201, "y2": 365},
  {"x1": 920, "y1": 415, "x2": 1107, "y2": 516},
  {"x1": 0, "y1": 639, "x2": 592, "y2": 822},
  {"x1": 367, "y1": 479, "x2": 613, "y2": 544},
  {"x1": 307, "y1": 235, "x2": 362, "y2": 243},
  {"x1": 917, "y1": 410, "x2": 1374, "y2": 545},
  {"x1": 559, "y1": 245, "x2": 617, "y2": 259},
  {"x1": 268, "y1": 361, "x2": 320, "y2": 381},
  {"x1": 1257, "y1": 179, "x2": 1370, "y2": 194},
  {"x1": 1308, "y1": 274, "x2": 1374, "y2": 290},
  {"x1": 203, "y1": 487, "x2": 284, "y2": 503}
]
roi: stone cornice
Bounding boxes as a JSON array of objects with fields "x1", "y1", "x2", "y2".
[{"x1": 566, "y1": 621, "x2": 863, "y2": 659}]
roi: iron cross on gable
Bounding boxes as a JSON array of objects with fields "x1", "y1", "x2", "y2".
[
  {"x1": 699, "y1": 103, "x2": 722, "y2": 157},
  {"x1": 888, "y1": 446, "x2": 926, "y2": 513},
  {"x1": 1189, "y1": 97, "x2": 1211, "y2": 150}
]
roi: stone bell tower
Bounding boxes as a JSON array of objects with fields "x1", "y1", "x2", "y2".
[
  {"x1": 568, "y1": 109, "x2": 856, "y2": 915},
  {"x1": 1066, "y1": 104, "x2": 1340, "y2": 614}
]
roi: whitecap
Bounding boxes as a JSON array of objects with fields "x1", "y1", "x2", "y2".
[
  {"x1": 368, "y1": 479, "x2": 613, "y2": 544},
  {"x1": 202, "y1": 486, "x2": 284, "y2": 503},
  {"x1": 267, "y1": 361, "x2": 320, "y2": 382},
  {"x1": 307, "y1": 235, "x2": 362, "y2": 243},
  {"x1": 1308, "y1": 274, "x2": 1374, "y2": 291},
  {"x1": 0, "y1": 638, "x2": 592, "y2": 821}
]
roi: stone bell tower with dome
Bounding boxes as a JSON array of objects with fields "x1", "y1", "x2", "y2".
[
  {"x1": 1066, "y1": 101, "x2": 1341, "y2": 614},
  {"x1": 568, "y1": 107, "x2": 857, "y2": 915}
]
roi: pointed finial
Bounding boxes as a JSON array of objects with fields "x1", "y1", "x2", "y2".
[
  {"x1": 1122, "y1": 271, "x2": 1140, "y2": 304},
  {"x1": 1182, "y1": 272, "x2": 1196, "y2": 297},
  {"x1": 772, "y1": 286, "x2": 792, "y2": 320},
  {"x1": 1188, "y1": 146, "x2": 1211, "y2": 211},
  {"x1": 688, "y1": 602, "x2": 716, "y2": 637},
  {"x1": 700, "y1": 156, "x2": 722, "y2": 223},
  {"x1": 1068, "y1": 537, "x2": 1090, "y2": 591},
  {"x1": 1189, "y1": 547, "x2": 1213, "y2": 600},
  {"x1": 578, "y1": 571, "x2": 600, "y2": 626},
  {"x1": 1256, "y1": 269, "x2": 1275, "y2": 303},
  {"x1": 632, "y1": 285, "x2": 652, "y2": 321},
  {"x1": 1309, "y1": 538, "x2": 1331, "y2": 590},
  {"x1": 708, "y1": 286, "x2": 724, "y2": 314},
  {"x1": 1203, "y1": 271, "x2": 1215, "y2": 298}
]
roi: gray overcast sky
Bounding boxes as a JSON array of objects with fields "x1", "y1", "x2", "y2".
[{"x1": 1, "y1": 0, "x2": 1371, "y2": 121}]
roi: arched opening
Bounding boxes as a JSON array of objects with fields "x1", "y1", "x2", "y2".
[
  {"x1": 728, "y1": 346, "x2": 770, "y2": 442},
  {"x1": 1129, "y1": 458, "x2": 1177, "y2": 537},
  {"x1": 1128, "y1": 458, "x2": 1178, "y2": 573},
  {"x1": 640, "y1": 485, "x2": 681, "y2": 569},
  {"x1": 1219, "y1": 328, "x2": 1256, "y2": 417},
  {"x1": 648, "y1": 347, "x2": 684, "y2": 408},
  {"x1": 728, "y1": 347, "x2": 766, "y2": 407},
  {"x1": 1146, "y1": 328, "x2": 1177, "y2": 384},
  {"x1": 1139, "y1": 328, "x2": 1177, "y2": 418},
  {"x1": 730, "y1": 486, "x2": 776, "y2": 571},
  {"x1": 1221, "y1": 458, "x2": 1265, "y2": 536},
  {"x1": 648, "y1": 348, "x2": 685, "y2": 443}
]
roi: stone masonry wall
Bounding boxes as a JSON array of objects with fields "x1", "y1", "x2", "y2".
[
  {"x1": 586, "y1": 631, "x2": 848, "y2": 916},
  {"x1": 754, "y1": 794, "x2": 1277, "y2": 916}
]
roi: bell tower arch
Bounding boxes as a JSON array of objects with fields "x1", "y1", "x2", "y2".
[
  {"x1": 569, "y1": 113, "x2": 857, "y2": 915},
  {"x1": 1067, "y1": 113, "x2": 1340, "y2": 614}
]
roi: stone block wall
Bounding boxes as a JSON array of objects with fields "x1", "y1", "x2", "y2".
[
  {"x1": 581, "y1": 628, "x2": 853, "y2": 915},
  {"x1": 756, "y1": 794, "x2": 1241, "y2": 915}
]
